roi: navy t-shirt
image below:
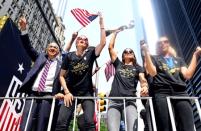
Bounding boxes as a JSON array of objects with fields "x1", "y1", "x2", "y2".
[{"x1": 109, "y1": 58, "x2": 144, "y2": 97}]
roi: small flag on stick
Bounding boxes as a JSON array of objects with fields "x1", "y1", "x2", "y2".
[
  {"x1": 104, "y1": 61, "x2": 115, "y2": 81},
  {"x1": 71, "y1": 8, "x2": 98, "y2": 27}
]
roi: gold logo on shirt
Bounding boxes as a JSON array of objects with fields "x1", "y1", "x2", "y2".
[
  {"x1": 119, "y1": 68, "x2": 135, "y2": 77},
  {"x1": 72, "y1": 62, "x2": 89, "y2": 75}
]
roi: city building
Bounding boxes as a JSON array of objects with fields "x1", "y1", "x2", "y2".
[
  {"x1": 0, "y1": 0, "x2": 65, "y2": 52},
  {"x1": 55, "y1": 16, "x2": 65, "y2": 48},
  {"x1": 151, "y1": 0, "x2": 201, "y2": 129},
  {"x1": 54, "y1": 0, "x2": 68, "y2": 19}
]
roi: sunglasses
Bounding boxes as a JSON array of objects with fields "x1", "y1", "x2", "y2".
[
  {"x1": 77, "y1": 37, "x2": 88, "y2": 42},
  {"x1": 158, "y1": 40, "x2": 169, "y2": 44},
  {"x1": 123, "y1": 49, "x2": 134, "y2": 54}
]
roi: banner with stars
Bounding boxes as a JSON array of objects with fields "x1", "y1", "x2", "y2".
[{"x1": 0, "y1": 17, "x2": 32, "y2": 130}]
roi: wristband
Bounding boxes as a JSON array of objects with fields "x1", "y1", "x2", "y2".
[
  {"x1": 65, "y1": 92, "x2": 70, "y2": 95},
  {"x1": 64, "y1": 88, "x2": 70, "y2": 94}
]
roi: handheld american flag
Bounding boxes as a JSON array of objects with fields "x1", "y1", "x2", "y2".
[
  {"x1": 104, "y1": 60, "x2": 115, "y2": 81},
  {"x1": 71, "y1": 8, "x2": 98, "y2": 27}
]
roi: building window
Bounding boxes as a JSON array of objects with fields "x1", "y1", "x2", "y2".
[
  {"x1": 8, "y1": 8, "x2": 13, "y2": 15},
  {"x1": 2, "y1": 0, "x2": 6, "y2": 5}
]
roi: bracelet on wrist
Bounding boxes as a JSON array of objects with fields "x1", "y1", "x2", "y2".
[
  {"x1": 65, "y1": 92, "x2": 70, "y2": 95},
  {"x1": 100, "y1": 27, "x2": 105, "y2": 29},
  {"x1": 64, "y1": 88, "x2": 70, "y2": 94}
]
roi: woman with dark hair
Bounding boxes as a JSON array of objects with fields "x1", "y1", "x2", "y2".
[{"x1": 107, "y1": 30, "x2": 148, "y2": 131}]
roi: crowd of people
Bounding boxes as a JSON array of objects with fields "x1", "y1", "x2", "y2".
[{"x1": 17, "y1": 13, "x2": 201, "y2": 131}]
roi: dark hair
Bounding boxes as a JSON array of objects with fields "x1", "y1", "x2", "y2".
[{"x1": 121, "y1": 48, "x2": 138, "y2": 66}]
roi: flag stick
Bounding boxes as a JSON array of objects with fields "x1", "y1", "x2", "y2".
[
  {"x1": 92, "y1": 60, "x2": 100, "y2": 76},
  {"x1": 77, "y1": 26, "x2": 84, "y2": 32},
  {"x1": 92, "y1": 60, "x2": 107, "y2": 76}
]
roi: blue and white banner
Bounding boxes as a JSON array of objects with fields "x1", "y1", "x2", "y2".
[{"x1": 0, "y1": 17, "x2": 31, "y2": 131}]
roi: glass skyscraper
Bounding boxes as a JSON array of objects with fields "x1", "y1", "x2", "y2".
[{"x1": 152, "y1": 0, "x2": 201, "y2": 129}]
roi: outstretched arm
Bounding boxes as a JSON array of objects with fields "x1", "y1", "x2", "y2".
[
  {"x1": 18, "y1": 16, "x2": 38, "y2": 61},
  {"x1": 141, "y1": 43, "x2": 157, "y2": 77},
  {"x1": 108, "y1": 32, "x2": 119, "y2": 62},
  {"x1": 181, "y1": 46, "x2": 201, "y2": 80},
  {"x1": 64, "y1": 32, "x2": 78, "y2": 52},
  {"x1": 95, "y1": 12, "x2": 106, "y2": 56}
]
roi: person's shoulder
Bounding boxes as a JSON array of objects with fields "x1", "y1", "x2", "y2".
[
  {"x1": 135, "y1": 64, "x2": 143, "y2": 68},
  {"x1": 173, "y1": 56, "x2": 182, "y2": 60},
  {"x1": 135, "y1": 64, "x2": 144, "y2": 70},
  {"x1": 113, "y1": 57, "x2": 121, "y2": 64},
  {"x1": 152, "y1": 55, "x2": 163, "y2": 60},
  {"x1": 173, "y1": 56, "x2": 185, "y2": 62},
  {"x1": 87, "y1": 46, "x2": 95, "y2": 51},
  {"x1": 41, "y1": 52, "x2": 46, "y2": 55},
  {"x1": 150, "y1": 55, "x2": 164, "y2": 64},
  {"x1": 84, "y1": 46, "x2": 95, "y2": 55},
  {"x1": 34, "y1": 52, "x2": 48, "y2": 62},
  {"x1": 56, "y1": 57, "x2": 62, "y2": 64},
  {"x1": 37, "y1": 52, "x2": 46, "y2": 57},
  {"x1": 66, "y1": 51, "x2": 76, "y2": 56},
  {"x1": 62, "y1": 51, "x2": 74, "y2": 60},
  {"x1": 152, "y1": 54, "x2": 160, "y2": 58}
]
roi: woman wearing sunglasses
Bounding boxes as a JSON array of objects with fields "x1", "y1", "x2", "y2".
[
  {"x1": 107, "y1": 30, "x2": 148, "y2": 131},
  {"x1": 141, "y1": 36, "x2": 201, "y2": 131},
  {"x1": 55, "y1": 12, "x2": 106, "y2": 131}
]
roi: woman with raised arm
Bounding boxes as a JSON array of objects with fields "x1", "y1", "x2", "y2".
[
  {"x1": 55, "y1": 12, "x2": 106, "y2": 131},
  {"x1": 107, "y1": 30, "x2": 148, "y2": 131},
  {"x1": 141, "y1": 36, "x2": 201, "y2": 131}
]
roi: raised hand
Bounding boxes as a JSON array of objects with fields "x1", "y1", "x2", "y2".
[
  {"x1": 98, "y1": 12, "x2": 104, "y2": 27},
  {"x1": 18, "y1": 16, "x2": 27, "y2": 31},
  {"x1": 194, "y1": 46, "x2": 201, "y2": 57},
  {"x1": 72, "y1": 32, "x2": 78, "y2": 40},
  {"x1": 140, "y1": 40, "x2": 149, "y2": 52}
]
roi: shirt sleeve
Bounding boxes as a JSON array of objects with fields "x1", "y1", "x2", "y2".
[
  {"x1": 112, "y1": 57, "x2": 121, "y2": 69},
  {"x1": 61, "y1": 50, "x2": 68, "y2": 60},
  {"x1": 88, "y1": 46, "x2": 98, "y2": 60},
  {"x1": 178, "y1": 57, "x2": 187, "y2": 67},
  {"x1": 151, "y1": 55, "x2": 157, "y2": 66},
  {"x1": 137, "y1": 65, "x2": 145, "y2": 73},
  {"x1": 61, "y1": 54, "x2": 69, "y2": 70}
]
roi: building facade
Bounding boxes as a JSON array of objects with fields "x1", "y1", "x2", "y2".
[
  {"x1": 151, "y1": 0, "x2": 201, "y2": 129},
  {"x1": 54, "y1": 0, "x2": 68, "y2": 19},
  {"x1": 0, "y1": 0, "x2": 65, "y2": 52},
  {"x1": 55, "y1": 16, "x2": 65, "y2": 48}
]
